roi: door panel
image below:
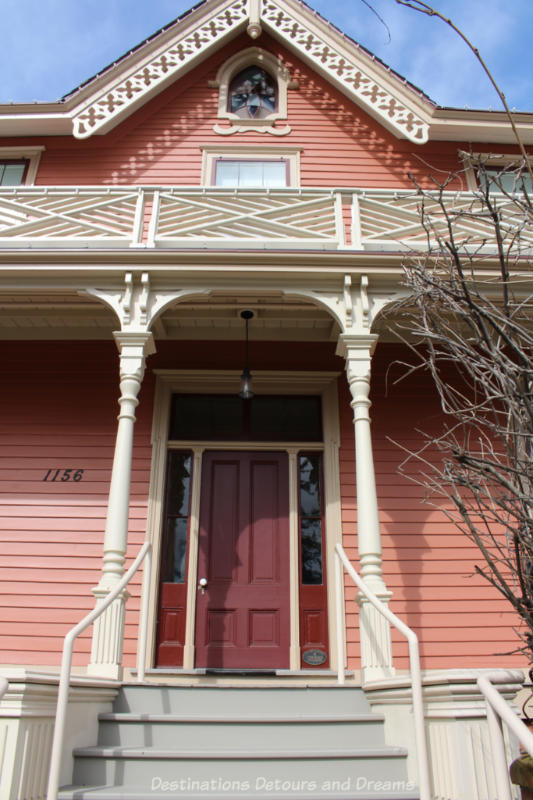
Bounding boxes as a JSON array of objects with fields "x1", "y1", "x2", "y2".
[{"x1": 195, "y1": 451, "x2": 290, "y2": 669}]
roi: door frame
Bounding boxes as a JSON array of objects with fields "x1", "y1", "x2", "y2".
[{"x1": 144, "y1": 370, "x2": 343, "y2": 674}]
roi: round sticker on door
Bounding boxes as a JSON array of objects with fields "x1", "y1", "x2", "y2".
[{"x1": 302, "y1": 649, "x2": 327, "y2": 666}]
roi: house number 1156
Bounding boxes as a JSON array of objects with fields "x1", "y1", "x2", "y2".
[{"x1": 43, "y1": 469, "x2": 84, "y2": 482}]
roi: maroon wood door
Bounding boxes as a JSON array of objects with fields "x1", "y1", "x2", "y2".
[{"x1": 195, "y1": 451, "x2": 290, "y2": 669}]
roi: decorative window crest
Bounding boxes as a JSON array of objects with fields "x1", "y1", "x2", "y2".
[{"x1": 211, "y1": 47, "x2": 295, "y2": 136}]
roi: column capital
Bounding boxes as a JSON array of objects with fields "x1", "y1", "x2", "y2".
[
  {"x1": 113, "y1": 331, "x2": 156, "y2": 382},
  {"x1": 336, "y1": 332, "x2": 378, "y2": 362}
]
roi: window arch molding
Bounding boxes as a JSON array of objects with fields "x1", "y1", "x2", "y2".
[{"x1": 211, "y1": 47, "x2": 294, "y2": 136}]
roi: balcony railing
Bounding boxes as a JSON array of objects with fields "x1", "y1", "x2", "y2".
[{"x1": 0, "y1": 185, "x2": 528, "y2": 252}]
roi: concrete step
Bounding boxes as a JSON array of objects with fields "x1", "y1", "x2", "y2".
[
  {"x1": 59, "y1": 685, "x2": 418, "y2": 799},
  {"x1": 97, "y1": 713, "x2": 387, "y2": 749},
  {"x1": 113, "y1": 684, "x2": 371, "y2": 716},
  {"x1": 59, "y1": 788, "x2": 419, "y2": 800},
  {"x1": 68, "y1": 748, "x2": 415, "y2": 797}
]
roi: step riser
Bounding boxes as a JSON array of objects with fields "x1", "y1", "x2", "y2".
[
  {"x1": 115, "y1": 686, "x2": 370, "y2": 716},
  {"x1": 97, "y1": 719, "x2": 386, "y2": 749},
  {"x1": 73, "y1": 755, "x2": 412, "y2": 791}
]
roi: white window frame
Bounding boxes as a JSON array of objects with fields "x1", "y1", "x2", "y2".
[
  {"x1": 0, "y1": 146, "x2": 45, "y2": 186},
  {"x1": 201, "y1": 146, "x2": 302, "y2": 187},
  {"x1": 462, "y1": 151, "x2": 533, "y2": 193}
]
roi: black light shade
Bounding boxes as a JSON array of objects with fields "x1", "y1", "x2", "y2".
[{"x1": 239, "y1": 310, "x2": 254, "y2": 399}]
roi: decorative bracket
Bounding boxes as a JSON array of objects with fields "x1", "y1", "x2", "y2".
[{"x1": 82, "y1": 274, "x2": 211, "y2": 333}]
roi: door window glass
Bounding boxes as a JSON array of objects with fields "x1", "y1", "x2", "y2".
[
  {"x1": 299, "y1": 453, "x2": 324, "y2": 585},
  {"x1": 161, "y1": 451, "x2": 192, "y2": 583}
]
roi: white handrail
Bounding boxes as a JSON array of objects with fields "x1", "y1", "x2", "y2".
[
  {"x1": 0, "y1": 677, "x2": 8, "y2": 702},
  {"x1": 46, "y1": 540, "x2": 151, "y2": 800},
  {"x1": 478, "y1": 670, "x2": 533, "y2": 800},
  {"x1": 335, "y1": 543, "x2": 431, "y2": 800},
  {"x1": 136, "y1": 544, "x2": 152, "y2": 682}
]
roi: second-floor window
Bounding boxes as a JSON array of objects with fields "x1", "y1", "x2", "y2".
[
  {"x1": 481, "y1": 168, "x2": 532, "y2": 195},
  {"x1": 0, "y1": 160, "x2": 28, "y2": 186},
  {"x1": 214, "y1": 158, "x2": 288, "y2": 188}
]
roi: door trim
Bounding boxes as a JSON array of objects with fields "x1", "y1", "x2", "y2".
[{"x1": 145, "y1": 371, "x2": 343, "y2": 675}]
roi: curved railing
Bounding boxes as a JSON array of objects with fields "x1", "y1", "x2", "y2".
[
  {"x1": 334, "y1": 542, "x2": 431, "y2": 800},
  {"x1": 46, "y1": 540, "x2": 152, "y2": 800},
  {"x1": 478, "y1": 670, "x2": 533, "y2": 800}
]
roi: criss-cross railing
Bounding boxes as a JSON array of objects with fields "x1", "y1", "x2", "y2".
[{"x1": 0, "y1": 185, "x2": 527, "y2": 252}]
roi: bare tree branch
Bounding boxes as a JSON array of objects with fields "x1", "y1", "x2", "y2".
[{"x1": 386, "y1": 160, "x2": 533, "y2": 656}]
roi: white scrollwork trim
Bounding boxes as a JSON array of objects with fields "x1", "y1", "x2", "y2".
[
  {"x1": 213, "y1": 122, "x2": 291, "y2": 135},
  {"x1": 261, "y1": 0, "x2": 429, "y2": 144},
  {"x1": 72, "y1": 0, "x2": 248, "y2": 139}
]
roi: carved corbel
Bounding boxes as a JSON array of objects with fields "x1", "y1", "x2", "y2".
[{"x1": 82, "y1": 274, "x2": 211, "y2": 334}]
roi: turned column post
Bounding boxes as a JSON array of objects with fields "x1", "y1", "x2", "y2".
[
  {"x1": 87, "y1": 331, "x2": 155, "y2": 679},
  {"x1": 337, "y1": 333, "x2": 395, "y2": 683}
]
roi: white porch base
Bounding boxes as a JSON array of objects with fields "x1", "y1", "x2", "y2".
[
  {"x1": 0, "y1": 667, "x2": 525, "y2": 800},
  {"x1": 364, "y1": 669, "x2": 523, "y2": 800},
  {"x1": 0, "y1": 670, "x2": 119, "y2": 800}
]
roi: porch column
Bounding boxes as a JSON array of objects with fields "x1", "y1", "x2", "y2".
[
  {"x1": 337, "y1": 333, "x2": 394, "y2": 683},
  {"x1": 87, "y1": 331, "x2": 155, "y2": 679}
]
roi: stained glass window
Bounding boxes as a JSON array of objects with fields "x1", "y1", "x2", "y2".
[{"x1": 228, "y1": 66, "x2": 277, "y2": 119}]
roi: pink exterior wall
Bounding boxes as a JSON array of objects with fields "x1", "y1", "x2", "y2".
[
  {"x1": 0, "y1": 342, "x2": 154, "y2": 667},
  {"x1": 0, "y1": 33, "x2": 486, "y2": 190},
  {"x1": 340, "y1": 344, "x2": 525, "y2": 671},
  {"x1": 0, "y1": 29, "x2": 526, "y2": 672},
  {"x1": 0, "y1": 339, "x2": 525, "y2": 670}
]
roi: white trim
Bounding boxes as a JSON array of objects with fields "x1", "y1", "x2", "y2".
[
  {"x1": 462, "y1": 151, "x2": 533, "y2": 191},
  {"x1": 200, "y1": 145, "x2": 301, "y2": 187},
  {"x1": 0, "y1": 146, "x2": 44, "y2": 185},
  {"x1": 143, "y1": 370, "x2": 342, "y2": 677}
]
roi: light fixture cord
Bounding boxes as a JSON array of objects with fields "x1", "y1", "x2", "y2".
[{"x1": 244, "y1": 316, "x2": 249, "y2": 369}]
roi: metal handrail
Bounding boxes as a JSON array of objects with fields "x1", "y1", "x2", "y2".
[
  {"x1": 478, "y1": 670, "x2": 533, "y2": 800},
  {"x1": 334, "y1": 543, "x2": 431, "y2": 800},
  {"x1": 46, "y1": 540, "x2": 151, "y2": 800}
]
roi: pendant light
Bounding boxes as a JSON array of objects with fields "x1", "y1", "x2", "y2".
[{"x1": 239, "y1": 309, "x2": 254, "y2": 400}]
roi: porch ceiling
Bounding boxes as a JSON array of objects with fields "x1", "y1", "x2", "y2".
[{"x1": 0, "y1": 291, "x2": 342, "y2": 342}]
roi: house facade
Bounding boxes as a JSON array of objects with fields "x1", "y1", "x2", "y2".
[{"x1": 0, "y1": 1, "x2": 532, "y2": 798}]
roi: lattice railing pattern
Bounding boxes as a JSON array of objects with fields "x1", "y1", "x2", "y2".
[
  {"x1": 354, "y1": 190, "x2": 533, "y2": 252},
  {"x1": 0, "y1": 189, "x2": 142, "y2": 245},
  {"x1": 0, "y1": 186, "x2": 525, "y2": 252},
  {"x1": 149, "y1": 190, "x2": 340, "y2": 247}
]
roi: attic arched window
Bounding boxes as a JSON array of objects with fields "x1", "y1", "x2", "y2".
[
  {"x1": 211, "y1": 47, "x2": 294, "y2": 136},
  {"x1": 228, "y1": 66, "x2": 278, "y2": 119}
]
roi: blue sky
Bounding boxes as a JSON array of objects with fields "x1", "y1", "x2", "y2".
[{"x1": 2, "y1": 0, "x2": 532, "y2": 111}]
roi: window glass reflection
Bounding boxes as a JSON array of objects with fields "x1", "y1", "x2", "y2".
[
  {"x1": 299, "y1": 453, "x2": 323, "y2": 585},
  {"x1": 163, "y1": 452, "x2": 192, "y2": 583}
]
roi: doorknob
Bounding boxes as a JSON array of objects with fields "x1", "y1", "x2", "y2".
[{"x1": 198, "y1": 577, "x2": 208, "y2": 595}]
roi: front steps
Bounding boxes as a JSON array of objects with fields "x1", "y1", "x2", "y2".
[{"x1": 58, "y1": 684, "x2": 418, "y2": 799}]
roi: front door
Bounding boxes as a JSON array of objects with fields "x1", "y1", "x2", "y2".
[{"x1": 194, "y1": 451, "x2": 290, "y2": 669}]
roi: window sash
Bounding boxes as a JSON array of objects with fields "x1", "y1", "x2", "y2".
[
  {"x1": 214, "y1": 159, "x2": 289, "y2": 188},
  {"x1": 0, "y1": 160, "x2": 28, "y2": 186}
]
